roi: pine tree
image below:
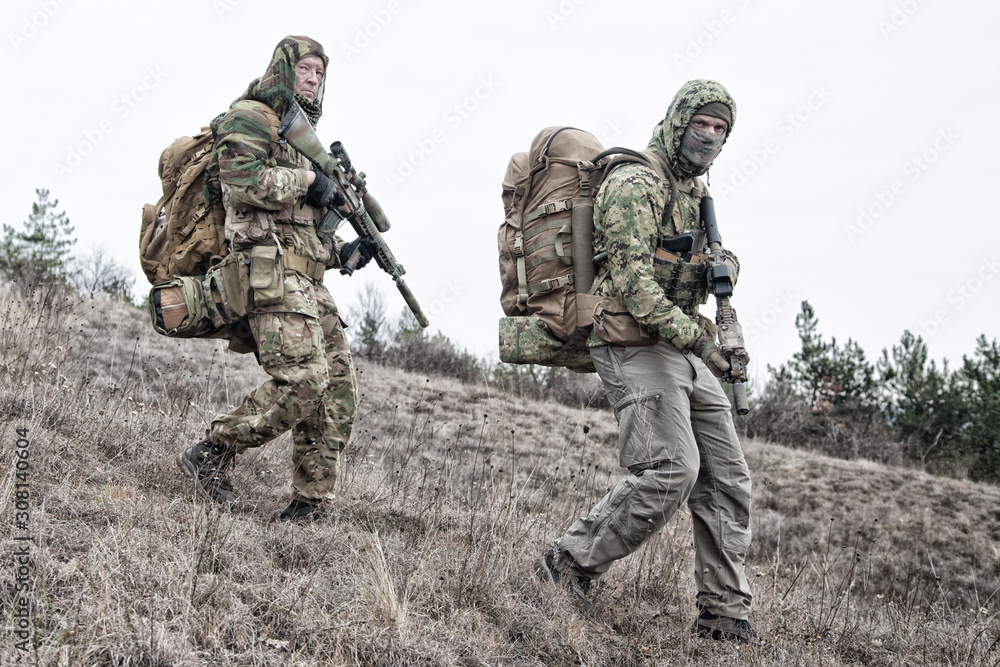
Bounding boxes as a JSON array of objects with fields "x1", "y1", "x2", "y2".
[
  {"x1": 956, "y1": 336, "x2": 1000, "y2": 481},
  {"x1": 0, "y1": 189, "x2": 76, "y2": 289}
]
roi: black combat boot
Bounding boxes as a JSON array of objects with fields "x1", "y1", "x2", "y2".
[
  {"x1": 274, "y1": 497, "x2": 325, "y2": 522},
  {"x1": 537, "y1": 548, "x2": 594, "y2": 613},
  {"x1": 176, "y1": 437, "x2": 237, "y2": 509},
  {"x1": 693, "y1": 609, "x2": 759, "y2": 643}
]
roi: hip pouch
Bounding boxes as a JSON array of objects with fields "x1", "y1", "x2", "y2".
[
  {"x1": 248, "y1": 244, "x2": 284, "y2": 307},
  {"x1": 148, "y1": 276, "x2": 220, "y2": 338},
  {"x1": 576, "y1": 294, "x2": 658, "y2": 347},
  {"x1": 204, "y1": 251, "x2": 252, "y2": 326}
]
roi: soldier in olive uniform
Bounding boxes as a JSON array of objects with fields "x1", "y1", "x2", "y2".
[
  {"x1": 540, "y1": 80, "x2": 756, "y2": 642},
  {"x1": 177, "y1": 36, "x2": 374, "y2": 521}
]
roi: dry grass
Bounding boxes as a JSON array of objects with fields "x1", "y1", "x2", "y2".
[{"x1": 1, "y1": 283, "x2": 999, "y2": 665}]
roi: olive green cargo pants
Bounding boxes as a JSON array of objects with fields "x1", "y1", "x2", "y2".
[
  {"x1": 555, "y1": 341, "x2": 753, "y2": 619},
  {"x1": 210, "y1": 279, "x2": 357, "y2": 502}
]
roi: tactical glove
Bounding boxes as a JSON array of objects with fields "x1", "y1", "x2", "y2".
[
  {"x1": 691, "y1": 329, "x2": 730, "y2": 379},
  {"x1": 305, "y1": 171, "x2": 345, "y2": 209},
  {"x1": 339, "y1": 237, "x2": 378, "y2": 271}
]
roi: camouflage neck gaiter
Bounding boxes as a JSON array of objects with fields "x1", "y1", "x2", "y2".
[
  {"x1": 648, "y1": 79, "x2": 737, "y2": 182},
  {"x1": 293, "y1": 92, "x2": 323, "y2": 126}
]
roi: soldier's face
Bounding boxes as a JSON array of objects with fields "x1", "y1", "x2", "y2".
[
  {"x1": 294, "y1": 55, "x2": 325, "y2": 102},
  {"x1": 680, "y1": 113, "x2": 729, "y2": 169}
]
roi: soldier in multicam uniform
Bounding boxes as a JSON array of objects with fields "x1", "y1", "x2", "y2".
[
  {"x1": 539, "y1": 80, "x2": 757, "y2": 642},
  {"x1": 177, "y1": 36, "x2": 375, "y2": 521}
]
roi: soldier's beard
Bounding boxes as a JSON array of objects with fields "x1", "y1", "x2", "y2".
[{"x1": 679, "y1": 125, "x2": 724, "y2": 171}]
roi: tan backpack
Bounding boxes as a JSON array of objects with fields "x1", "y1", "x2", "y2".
[
  {"x1": 138, "y1": 103, "x2": 280, "y2": 353},
  {"x1": 138, "y1": 102, "x2": 280, "y2": 285},
  {"x1": 498, "y1": 127, "x2": 663, "y2": 373}
]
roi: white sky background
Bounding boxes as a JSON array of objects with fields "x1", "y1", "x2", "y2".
[{"x1": 3, "y1": 0, "x2": 998, "y2": 382}]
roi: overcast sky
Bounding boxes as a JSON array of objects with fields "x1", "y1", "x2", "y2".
[{"x1": 3, "y1": 0, "x2": 998, "y2": 381}]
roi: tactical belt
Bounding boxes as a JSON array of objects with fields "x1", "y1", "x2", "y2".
[{"x1": 282, "y1": 251, "x2": 326, "y2": 282}]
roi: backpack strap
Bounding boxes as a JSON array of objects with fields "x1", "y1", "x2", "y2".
[{"x1": 513, "y1": 230, "x2": 529, "y2": 309}]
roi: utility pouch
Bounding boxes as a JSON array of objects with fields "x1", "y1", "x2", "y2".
[
  {"x1": 148, "y1": 276, "x2": 221, "y2": 338},
  {"x1": 225, "y1": 207, "x2": 273, "y2": 247},
  {"x1": 249, "y1": 244, "x2": 284, "y2": 306},
  {"x1": 498, "y1": 316, "x2": 594, "y2": 373},
  {"x1": 204, "y1": 251, "x2": 251, "y2": 326},
  {"x1": 577, "y1": 293, "x2": 658, "y2": 347}
]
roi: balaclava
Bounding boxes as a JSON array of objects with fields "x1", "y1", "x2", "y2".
[{"x1": 647, "y1": 79, "x2": 737, "y2": 182}]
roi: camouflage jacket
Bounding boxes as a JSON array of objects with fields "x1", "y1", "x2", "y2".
[
  {"x1": 590, "y1": 79, "x2": 739, "y2": 351},
  {"x1": 209, "y1": 36, "x2": 343, "y2": 269}
]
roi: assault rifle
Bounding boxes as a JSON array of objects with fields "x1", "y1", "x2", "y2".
[
  {"x1": 700, "y1": 194, "x2": 750, "y2": 415},
  {"x1": 278, "y1": 105, "x2": 429, "y2": 328}
]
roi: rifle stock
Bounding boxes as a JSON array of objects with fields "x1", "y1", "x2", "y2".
[
  {"x1": 278, "y1": 105, "x2": 429, "y2": 328},
  {"x1": 700, "y1": 194, "x2": 750, "y2": 415}
]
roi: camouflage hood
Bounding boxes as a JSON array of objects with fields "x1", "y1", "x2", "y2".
[
  {"x1": 647, "y1": 79, "x2": 736, "y2": 181},
  {"x1": 237, "y1": 35, "x2": 328, "y2": 125}
]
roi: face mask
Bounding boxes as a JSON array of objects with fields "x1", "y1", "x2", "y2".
[{"x1": 680, "y1": 124, "x2": 725, "y2": 169}]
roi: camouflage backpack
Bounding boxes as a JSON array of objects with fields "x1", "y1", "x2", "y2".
[{"x1": 498, "y1": 127, "x2": 664, "y2": 373}]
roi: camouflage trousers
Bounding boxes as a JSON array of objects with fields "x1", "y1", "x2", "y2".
[
  {"x1": 210, "y1": 277, "x2": 357, "y2": 502},
  {"x1": 555, "y1": 341, "x2": 753, "y2": 620}
]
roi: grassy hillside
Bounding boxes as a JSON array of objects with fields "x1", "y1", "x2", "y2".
[{"x1": 1, "y1": 285, "x2": 999, "y2": 666}]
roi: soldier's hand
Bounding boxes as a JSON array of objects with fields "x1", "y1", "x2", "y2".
[
  {"x1": 305, "y1": 171, "x2": 345, "y2": 209},
  {"x1": 691, "y1": 329, "x2": 730, "y2": 379},
  {"x1": 721, "y1": 347, "x2": 750, "y2": 383},
  {"x1": 724, "y1": 346, "x2": 750, "y2": 368},
  {"x1": 340, "y1": 237, "x2": 378, "y2": 271}
]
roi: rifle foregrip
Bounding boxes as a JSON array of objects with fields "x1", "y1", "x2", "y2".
[{"x1": 339, "y1": 247, "x2": 362, "y2": 275}]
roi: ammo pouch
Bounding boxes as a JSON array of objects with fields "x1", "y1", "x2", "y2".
[
  {"x1": 248, "y1": 244, "x2": 284, "y2": 306},
  {"x1": 148, "y1": 276, "x2": 224, "y2": 338},
  {"x1": 204, "y1": 251, "x2": 252, "y2": 327},
  {"x1": 653, "y1": 247, "x2": 710, "y2": 314}
]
